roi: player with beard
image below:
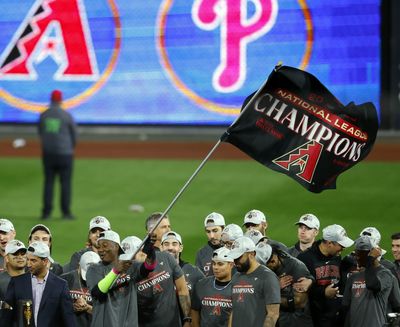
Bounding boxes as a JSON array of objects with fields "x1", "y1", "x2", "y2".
[
  {"x1": 228, "y1": 236, "x2": 280, "y2": 327},
  {"x1": 191, "y1": 247, "x2": 234, "y2": 327},
  {"x1": 195, "y1": 212, "x2": 225, "y2": 277},
  {"x1": 343, "y1": 236, "x2": 400, "y2": 327},
  {"x1": 161, "y1": 231, "x2": 204, "y2": 301},
  {"x1": 86, "y1": 230, "x2": 157, "y2": 327},
  {"x1": 288, "y1": 214, "x2": 320, "y2": 257},
  {"x1": 4, "y1": 241, "x2": 77, "y2": 327},
  {"x1": 65, "y1": 216, "x2": 111, "y2": 272},
  {"x1": 138, "y1": 226, "x2": 191, "y2": 327}
]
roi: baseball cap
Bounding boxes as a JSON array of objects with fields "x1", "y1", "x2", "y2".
[
  {"x1": 243, "y1": 209, "x2": 267, "y2": 226},
  {"x1": 204, "y1": 212, "x2": 225, "y2": 227},
  {"x1": 27, "y1": 241, "x2": 54, "y2": 263},
  {"x1": 255, "y1": 242, "x2": 272, "y2": 265},
  {"x1": 121, "y1": 236, "x2": 143, "y2": 254},
  {"x1": 51, "y1": 90, "x2": 62, "y2": 102},
  {"x1": 212, "y1": 247, "x2": 233, "y2": 263},
  {"x1": 354, "y1": 236, "x2": 375, "y2": 251},
  {"x1": 161, "y1": 231, "x2": 182, "y2": 244},
  {"x1": 322, "y1": 224, "x2": 354, "y2": 248},
  {"x1": 360, "y1": 227, "x2": 381, "y2": 244},
  {"x1": 244, "y1": 229, "x2": 266, "y2": 245},
  {"x1": 98, "y1": 230, "x2": 121, "y2": 246},
  {"x1": 359, "y1": 227, "x2": 387, "y2": 256},
  {"x1": 228, "y1": 236, "x2": 256, "y2": 260},
  {"x1": 295, "y1": 213, "x2": 320, "y2": 230},
  {"x1": 79, "y1": 251, "x2": 101, "y2": 281},
  {"x1": 89, "y1": 216, "x2": 111, "y2": 232},
  {"x1": 0, "y1": 219, "x2": 15, "y2": 233},
  {"x1": 5, "y1": 240, "x2": 26, "y2": 255},
  {"x1": 221, "y1": 224, "x2": 243, "y2": 242},
  {"x1": 29, "y1": 224, "x2": 52, "y2": 238}
]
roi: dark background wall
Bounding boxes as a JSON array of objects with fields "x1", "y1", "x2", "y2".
[{"x1": 381, "y1": 0, "x2": 400, "y2": 129}]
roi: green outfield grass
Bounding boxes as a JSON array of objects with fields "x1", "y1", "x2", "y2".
[{"x1": 0, "y1": 157, "x2": 399, "y2": 265}]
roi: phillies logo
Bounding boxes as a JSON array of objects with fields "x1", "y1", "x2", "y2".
[
  {"x1": 0, "y1": 0, "x2": 121, "y2": 111},
  {"x1": 157, "y1": 0, "x2": 313, "y2": 114},
  {"x1": 192, "y1": 0, "x2": 278, "y2": 93},
  {"x1": 273, "y1": 140, "x2": 323, "y2": 183}
]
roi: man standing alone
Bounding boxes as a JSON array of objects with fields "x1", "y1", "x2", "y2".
[{"x1": 38, "y1": 90, "x2": 77, "y2": 220}]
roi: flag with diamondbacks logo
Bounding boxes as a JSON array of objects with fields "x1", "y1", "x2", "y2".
[{"x1": 222, "y1": 65, "x2": 379, "y2": 193}]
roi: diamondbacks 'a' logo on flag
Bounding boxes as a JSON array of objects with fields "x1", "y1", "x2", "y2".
[
  {"x1": 273, "y1": 140, "x2": 323, "y2": 183},
  {"x1": 223, "y1": 65, "x2": 378, "y2": 193},
  {"x1": 0, "y1": 0, "x2": 98, "y2": 80}
]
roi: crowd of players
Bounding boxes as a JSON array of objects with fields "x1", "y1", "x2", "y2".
[{"x1": 0, "y1": 210, "x2": 400, "y2": 327}]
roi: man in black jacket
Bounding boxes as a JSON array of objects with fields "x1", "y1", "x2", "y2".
[
  {"x1": 297, "y1": 224, "x2": 353, "y2": 327},
  {"x1": 4, "y1": 241, "x2": 77, "y2": 326}
]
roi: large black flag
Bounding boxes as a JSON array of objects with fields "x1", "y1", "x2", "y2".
[{"x1": 222, "y1": 65, "x2": 379, "y2": 193}]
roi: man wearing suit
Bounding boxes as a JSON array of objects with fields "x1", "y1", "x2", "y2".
[{"x1": 4, "y1": 241, "x2": 76, "y2": 327}]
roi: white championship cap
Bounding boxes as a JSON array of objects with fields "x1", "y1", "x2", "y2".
[
  {"x1": 244, "y1": 229, "x2": 266, "y2": 245},
  {"x1": 89, "y1": 216, "x2": 111, "y2": 232},
  {"x1": 5, "y1": 240, "x2": 26, "y2": 255},
  {"x1": 360, "y1": 227, "x2": 381, "y2": 244},
  {"x1": 29, "y1": 224, "x2": 52, "y2": 238},
  {"x1": 204, "y1": 212, "x2": 225, "y2": 227},
  {"x1": 161, "y1": 231, "x2": 182, "y2": 245},
  {"x1": 221, "y1": 224, "x2": 243, "y2": 242},
  {"x1": 322, "y1": 224, "x2": 354, "y2": 248},
  {"x1": 0, "y1": 219, "x2": 14, "y2": 233},
  {"x1": 228, "y1": 236, "x2": 256, "y2": 260},
  {"x1": 243, "y1": 209, "x2": 267, "y2": 226},
  {"x1": 359, "y1": 227, "x2": 387, "y2": 255},
  {"x1": 27, "y1": 241, "x2": 54, "y2": 263},
  {"x1": 255, "y1": 242, "x2": 272, "y2": 265},
  {"x1": 212, "y1": 247, "x2": 233, "y2": 263},
  {"x1": 295, "y1": 214, "x2": 320, "y2": 230},
  {"x1": 79, "y1": 251, "x2": 101, "y2": 281},
  {"x1": 98, "y1": 230, "x2": 121, "y2": 246},
  {"x1": 121, "y1": 236, "x2": 143, "y2": 254}
]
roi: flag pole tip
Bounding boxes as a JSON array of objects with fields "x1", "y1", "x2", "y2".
[{"x1": 274, "y1": 61, "x2": 283, "y2": 71}]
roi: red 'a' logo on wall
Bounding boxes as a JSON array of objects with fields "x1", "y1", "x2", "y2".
[
  {"x1": 0, "y1": 0, "x2": 98, "y2": 80},
  {"x1": 272, "y1": 140, "x2": 323, "y2": 183}
]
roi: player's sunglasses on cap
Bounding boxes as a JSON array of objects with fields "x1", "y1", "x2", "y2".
[{"x1": 244, "y1": 222, "x2": 259, "y2": 227}]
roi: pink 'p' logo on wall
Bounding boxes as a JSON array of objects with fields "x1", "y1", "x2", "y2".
[{"x1": 192, "y1": 0, "x2": 278, "y2": 93}]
